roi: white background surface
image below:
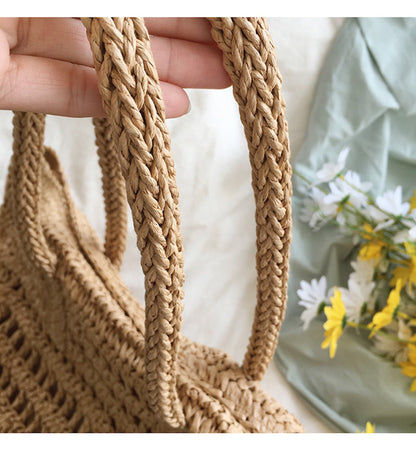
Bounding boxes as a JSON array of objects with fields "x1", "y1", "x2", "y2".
[{"x1": 0, "y1": 18, "x2": 345, "y2": 432}]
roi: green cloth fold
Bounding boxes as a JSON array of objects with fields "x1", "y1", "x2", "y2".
[{"x1": 276, "y1": 18, "x2": 416, "y2": 433}]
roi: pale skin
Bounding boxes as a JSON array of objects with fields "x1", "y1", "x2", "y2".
[{"x1": 0, "y1": 18, "x2": 231, "y2": 118}]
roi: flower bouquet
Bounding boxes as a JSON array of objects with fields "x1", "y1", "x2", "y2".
[{"x1": 296, "y1": 148, "x2": 416, "y2": 392}]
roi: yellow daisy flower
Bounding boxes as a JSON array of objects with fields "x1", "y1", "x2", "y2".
[
  {"x1": 410, "y1": 189, "x2": 416, "y2": 211},
  {"x1": 357, "y1": 421, "x2": 376, "y2": 433},
  {"x1": 358, "y1": 224, "x2": 386, "y2": 263},
  {"x1": 391, "y1": 242, "x2": 416, "y2": 295},
  {"x1": 358, "y1": 242, "x2": 385, "y2": 262},
  {"x1": 366, "y1": 422, "x2": 376, "y2": 433},
  {"x1": 368, "y1": 279, "x2": 403, "y2": 338},
  {"x1": 399, "y1": 344, "x2": 416, "y2": 392},
  {"x1": 405, "y1": 241, "x2": 416, "y2": 256},
  {"x1": 321, "y1": 288, "x2": 346, "y2": 358}
]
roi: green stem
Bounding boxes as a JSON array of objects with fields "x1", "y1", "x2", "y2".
[
  {"x1": 339, "y1": 175, "x2": 412, "y2": 228},
  {"x1": 347, "y1": 321, "x2": 415, "y2": 344},
  {"x1": 367, "y1": 307, "x2": 415, "y2": 323},
  {"x1": 342, "y1": 221, "x2": 411, "y2": 259},
  {"x1": 293, "y1": 169, "x2": 328, "y2": 195},
  {"x1": 397, "y1": 311, "x2": 412, "y2": 321},
  {"x1": 341, "y1": 202, "x2": 369, "y2": 224}
]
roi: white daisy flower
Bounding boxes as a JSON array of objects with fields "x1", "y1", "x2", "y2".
[
  {"x1": 297, "y1": 276, "x2": 328, "y2": 330},
  {"x1": 392, "y1": 228, "x2": 416, "y2": 243},
  {"x1": 372, "y1": 319, "x2": 412, "y2": 364},
  {"x1": 349, "y1": 259, "x2": 376, "y2": 285},
  {"x1": 394, "y1": 210, "x2": 416, "y2": 242},
  {"x1": 324, "y1": 171, "x2": 372, "y2": 210},
  {"x1": 368, "y1": 186, "x2": 410, "y2": 231},
  {"x1": 407, "y1": 209, "x2": 416, "y2": 224},
  {"x1": 300, "y1": 187, "x2": 338, "y2": 230},
  {"x1": 316, "y1": 147, "x2": 350, "y2": 184},
  {"x1": 335, "y1": 211, "x2": 347, "y2": 227},
  {"x1": 378, "y1": 256, "x2": 390, "y2": 274},
  {"x1": 377, "y1": 186, "x2": 410, "y2": 216},
  {"x1": 393, "y1": 229, "x2": 411, "y2": 244},
  {"x1": 339, "y1": 278, "x2": 375, "y2": 324}
]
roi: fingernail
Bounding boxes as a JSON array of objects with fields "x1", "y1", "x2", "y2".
[{"x1": 187, "y1": 102, "x2": 192, "y2": 114}]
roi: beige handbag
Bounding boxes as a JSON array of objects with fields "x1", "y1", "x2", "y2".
[{"x1": 0, "y1": 17, "x2": 304, "y2": 433}]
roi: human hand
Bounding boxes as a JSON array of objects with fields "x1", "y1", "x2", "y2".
[{"x1": 0, "y1": 18, "x2": 231, "y2": 118}]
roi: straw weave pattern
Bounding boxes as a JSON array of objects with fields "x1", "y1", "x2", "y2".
[
  {"x1": 209, "y1": 18, "x2": 292, "y2": 381},
  {"x1": 0, "y1": 17, "x2": 304, "y2": 433}
]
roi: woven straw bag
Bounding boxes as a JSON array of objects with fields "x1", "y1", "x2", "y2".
[{"x1": 0, "y1": 17, "x2": 304, "y2": 433}]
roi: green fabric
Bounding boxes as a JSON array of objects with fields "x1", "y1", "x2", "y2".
[{"x1": 276, "y1": 18, "x2": 416, "y2": 433}]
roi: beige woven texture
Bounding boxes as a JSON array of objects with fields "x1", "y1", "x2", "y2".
[{"x1": 0, "y1": 17, "x2": 304, "y2": 432}]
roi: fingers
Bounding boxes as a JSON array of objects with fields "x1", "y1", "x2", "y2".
[
  {"x1": 4, "y1": 17, "x2": 216, "y2": 61},
  {"x1": 4, "y1": 18, "x2": 230, "y2": 90},
  {"x1": 0, "y1": 18, "x2": 230, "y2": 118},
  {"x1": 0, "y1": 54, "x2": 190, "y2": 118},
  {"x1": 144, "y1": 17, "x2": 214, "y2": 44},
  {"x1": 150, "y1": 36, "x2": 230, "y2": 89},
  {"x1": 0, "y1": 54, "x2": 104, "y2": 117},
  {"x1": 159, "y1": 81, "x2": 190, "y2": 118},
  {"x1": 2, "y1": 17, "x2": 94, "y2": 67}
]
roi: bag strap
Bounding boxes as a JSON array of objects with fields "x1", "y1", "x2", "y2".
[
  {"x1": 208, "y1": 18, "x2": 292, "y2": 381},
  {"x1": 82, "y1": 17, "x2": 186, "y2": 427},
  {"x1": 93, "y1": 116, "x2": 128, "y2": 270},
  {"x1": 8, "y1": 112, "x2": 128, "y2": 273},
  {"x1": 82, "y1": 17, "x2": 292, "y2": 427}
]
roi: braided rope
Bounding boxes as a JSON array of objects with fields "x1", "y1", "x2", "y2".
[
  {"x1": 208, "y1": 18, "x2": 292, "y2": 380},
  {"x1": 82, "y1": 16, "x2": 291, "y2": 425},
  {"x1": 7, "y1": 17, "x2": 292, "y2": 429},
  {"x1": 9, "y1": 112, "x2": 128, "y2": 270},
  {"x1": 10, "y1": 112, "x2": 56, "y2": 275},
  {"x1": 82, "y1": 17, "x2": 186, "y2": 427},
  {"x1": 94, "y1": 117, "x2": 128, "y2": 270}
]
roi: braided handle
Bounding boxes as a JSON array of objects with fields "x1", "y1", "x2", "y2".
[
  {"x1": 93, "y1": 116, "x2": 128, "y2": 269},
  {"x1": 82, "y1": 17, "x2": 292, "y2": 427},
  {"x1": 209, "y1": 18, "x2": 292, "y2": 380},
  {"x1": 82, "y1": 17, "x2": 186, "y2": 427},
  {"x1": 10, "y1": 112, "x2": 56, "y2": 275},
  {"x1": 8, "y1": 112, "x2": 128, "y2": 273}
]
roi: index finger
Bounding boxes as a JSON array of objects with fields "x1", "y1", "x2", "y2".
[{"x1": 144, "y1": 18, "x2": 215, "y2": 44}]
